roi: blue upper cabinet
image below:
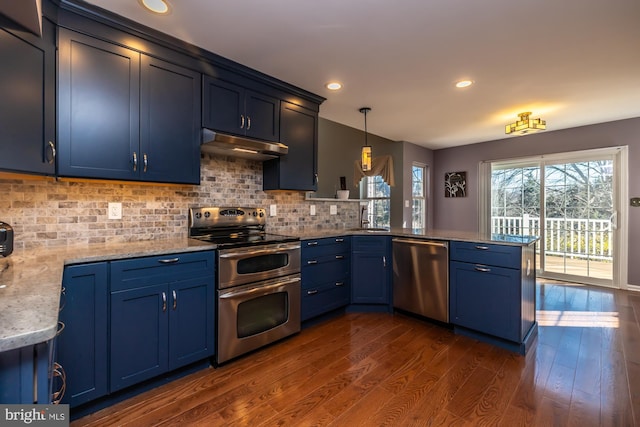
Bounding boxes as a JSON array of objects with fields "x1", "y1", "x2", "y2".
[
  {"x1": 203, "y1": 75, "x2": 279, "y2": 142},
  {"x1": 263, "y1": 101, "x2": 318, "y2": 191},
  {"x1": 58, "y1": 29, "x2": 201, "y2": 184},
  {"x1": 0, "y1": 17, "x2": 55, "y2": 176}
]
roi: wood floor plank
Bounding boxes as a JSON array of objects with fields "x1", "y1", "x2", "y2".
[{"x1": 71, "y1": 281, "x2": 640, "y2": 427}]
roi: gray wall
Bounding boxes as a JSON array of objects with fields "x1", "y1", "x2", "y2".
[
  {"x1": 316, "y1": 118, "x2": 433, "y2": 229},
  {"x1": 432, "y1": 117, "x2": 640, "y2": 285}
]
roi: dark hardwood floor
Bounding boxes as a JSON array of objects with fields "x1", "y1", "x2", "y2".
[{"x1": 74, "y1": 280, "x2": 640, "y2": 426}]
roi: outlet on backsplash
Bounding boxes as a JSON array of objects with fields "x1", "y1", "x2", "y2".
[{"x1": 108, "y1": 203, "x2": 122, "y2": 219}]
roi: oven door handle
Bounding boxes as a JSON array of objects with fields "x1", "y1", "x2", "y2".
[
  {"x1": 219, "y1": 276, "x2": 301, "y2": 299},
  {"x1": 219, "y1": 243, "x2": 301, "y2": 259}
]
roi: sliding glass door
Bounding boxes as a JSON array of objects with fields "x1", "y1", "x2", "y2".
[{"x1": 488, "y1": 148, "x2": 624, "y2": 288}]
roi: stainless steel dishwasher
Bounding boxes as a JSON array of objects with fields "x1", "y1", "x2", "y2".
[{"x1": 392, "y1": 238, "x2": 449, "y2": 322}]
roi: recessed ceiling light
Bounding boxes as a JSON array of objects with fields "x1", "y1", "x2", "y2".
[
  {"x1": 455, "y1": 80, "x2": 473, "y2": 88},
  {"x1": 139, "y1": 0, "x2": 170, "y2": 14},
  {"x1": 326, "y1": 82, "x2": 343, "y2": 91}
]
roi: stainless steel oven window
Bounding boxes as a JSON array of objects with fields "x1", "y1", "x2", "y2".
[
  {"x1": 237, "y1": 253, "x2": 289, "y2": 275},
  {"x1": 237, "y1": 292, "x2": 288, "y2": 337}
]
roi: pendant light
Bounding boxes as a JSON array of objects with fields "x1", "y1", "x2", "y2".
[{"x1": 360, "y1": 107, "x2": 372, "y2": 171}]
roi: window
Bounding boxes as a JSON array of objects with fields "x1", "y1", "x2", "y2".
[
  {"x1": 412, "y1": 164, "x2": 426, "y2": 229},
  {"x1": 361, "y1": 175, "x2": 390, "y2": 228}
]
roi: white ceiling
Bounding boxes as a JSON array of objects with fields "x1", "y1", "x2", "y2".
[{"x1": 84, "y1": 0, "x2": 640, "y2": 150}]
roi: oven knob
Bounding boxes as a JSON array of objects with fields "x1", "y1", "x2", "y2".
[
  {"x1": 195, "y1": 212, "x2": 202, "y2": 219},
  {"x1": 259, "y1": 212, "x2": 264, "y2": 217},
  {"x1": 204, "y1": 212, "x2": 211, "y2": 218},
  {"x1": 253, "y1": 212, "x2": 257, "y2": 216}
]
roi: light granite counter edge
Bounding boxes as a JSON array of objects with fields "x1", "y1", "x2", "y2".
[{"x1": 0, "y1": 239, "x2": 216, "y2": 353}]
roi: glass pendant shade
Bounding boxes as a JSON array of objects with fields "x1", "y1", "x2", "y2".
[{"x1": 361, "y1": 145, "x2": 372, "y2": 171}]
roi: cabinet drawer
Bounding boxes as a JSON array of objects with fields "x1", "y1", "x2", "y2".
[
  {"x1": 352, "y1": 236, "x2": 389, "y2": 252},
  {"x1": 301, "y1": 281, "x2": 350, "y2": 321},
  {"x1": 111, "y1": 251, "x2": 214, "y2": 291},
  {"x1": 302, "y1": 258, "x2": 349, "y2": 288},
  {"x1": 450, "y1": 241, "x2": 521, "y2": 269},
  {"x1": 302, "y1": 237, "x2": 349, "y2": 258}
]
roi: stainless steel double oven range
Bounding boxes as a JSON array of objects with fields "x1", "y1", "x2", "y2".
[{"x1": 189, "y1": 207, "x2": 301, "y2": 364}]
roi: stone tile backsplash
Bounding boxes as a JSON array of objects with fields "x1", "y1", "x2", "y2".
[{"x1": 1, "y1": 155, "x2": 360, "y2": 249}]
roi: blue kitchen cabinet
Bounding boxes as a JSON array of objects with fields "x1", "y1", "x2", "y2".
[
  {"x1": 57, "y1": 262, "x2": 109, "y2": 407},
  {"x1": 301, "y1": 237, "x2": 350, "y2": 321},
  {"x1": 449, "y1": 240, "x2": 537, "y2": 352},
  {"x1": 110, "y1": 252, "x2": 215, "y2": 392},
  {"x1": 58, "y1": 29, "x2": 201, "y2": 184},
  {"x1": 263, "y1": 101, "x2": 318, "y2": 191},
  {"x1": 203, "y1": 75, "x2": 280, "y2": 142},
  {"x1": 351, "y1": 236, "x2": 392, "y2": 307},
  {"x1": 0, "y1": 341, "x2": 53, "y2": 404},
  {"x1": 0, "y1": 16, "x2": 56, "y2": 175}
]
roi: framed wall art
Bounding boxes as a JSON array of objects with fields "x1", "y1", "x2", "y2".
[{"x1": 445, "y1": 171, "x2": 466, "y2": 197}]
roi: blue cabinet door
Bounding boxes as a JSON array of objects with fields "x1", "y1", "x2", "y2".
[
  {"x1": 263, "y1": 101, "x2": 318, "y2": 191},
  {"x1": 202, "y1": 76, "x2": 245, "y2": 135},
  {"x1": 168, "y1": 277, "x2": 215, "y2": 370},
  {"x1": 450, "y1": 261, "x2": 521, "y2": 342},
  {"x1": 58, "y1": 262, "x2": 108, "y2": 407},
  {"x1": 140, "y1": 55, "x2": 201, "y2": 184},
  {"x1": 0, "y1": 17, "x2": 55, "y2": 175},
  {"x1": 58, "y1": 29, "x2": 140, "y2": 181},
  {"x1": 110, "y1": 284, "x2": 169, "y2": 392},
  {"x1": 351, "y1": 236, "x2": 391, "y2": 305}
]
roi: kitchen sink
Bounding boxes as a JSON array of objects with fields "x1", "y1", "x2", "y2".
[{"x1": 349, "y1": 227, "x2": 390, "y2": 233}]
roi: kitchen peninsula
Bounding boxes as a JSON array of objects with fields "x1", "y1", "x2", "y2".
[{"x1": 1, "y1": 227, "x2": 537, "y2": 407}]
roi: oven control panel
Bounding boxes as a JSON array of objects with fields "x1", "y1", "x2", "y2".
[{"x1": 189, "y1": 207, "x2": 266, "y2": 228}]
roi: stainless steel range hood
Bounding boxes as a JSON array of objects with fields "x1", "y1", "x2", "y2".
[{"x1": 201, "y1": 128, "x2": 288, "y2": 160}]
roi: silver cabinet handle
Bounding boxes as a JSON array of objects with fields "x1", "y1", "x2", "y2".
[
  {"x1": 162, "y1": 292, "x2": 167, "y2": 312},
  {"x1": 247, "y1": 116, "x2": 251, "y2": 130},
  {"x1": 307, "y1": 260, "x2": 318, "y2": 265},
  {"x1": 307, "y1": 289, "x2": 318, "y2": 295},
  {"x1": 335, "y1": 282, "x2": 345, "y2": 287},
  {"x1": 335, "y1": 255, "x2": 344, "y2": 260},
  {"x1": 474, "y1": 265, "x2": 491, "y2": 273},
  {"x1": 172, "y1": 289, "x2": 177, "y2": 310},
  {"x1": 59, "y1": 286, "x2": 66, "y2": 312},
  {"x1": 306, "y1": 241, "x2": 319, "y2": 246},
  {"x1": 132, "y1": 152, "x2": 138, "y2": 172},
  {"x1": 158, "y1": 258, "x2": 180, "y2": 264},
  {"x1": 51, "y1": 362, "x2": 66, "y2": 404},
  {"x1": 315, "y1": 173, "x2": 319, "y2": 184},
  {"x1": 383, "y1": 255, "x2": 387, "y2": 268},
  {"x1": 56, "y1": 321, "x2": 65, "y2": 337},
  {"x1": 143, "y1": 153, "x2": 148, "y2": 173},
  {"x1": 47, "y1": 141, "x2": 56, "y2": 164},
  {"x1": 240, "y1": 115, "x2": 245, "y2": 129},
  {"x1": 335, "y1": 238, "x2": 344, "y2": 243},
  {"x1": 475, "y1": 245, "x2": 489, "y2": 250}
]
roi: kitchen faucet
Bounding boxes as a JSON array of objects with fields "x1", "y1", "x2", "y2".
[{"x1": 360, "y1": 205, "x2": 370, "y2": 228}]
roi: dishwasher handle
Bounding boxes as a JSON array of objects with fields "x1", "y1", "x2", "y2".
[{"x1": 392, "y1": 238, "x2": 447, "y2": 248}]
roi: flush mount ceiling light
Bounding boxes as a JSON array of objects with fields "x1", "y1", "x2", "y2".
[
  {"x1": 326, "y1": 82, "x2": 342, "y2": 91},
  {"x1": 505, "y1": 112, "x2": 546, "y2": 135},
  {"x1": 139, "y1": 0, "x2": 170, "y2": 14},
  {"x1": 455, "y1": 80, "x2": 473, "y2": 88},
  {"x1": 359, "y1": 107, "x2": 372, "y2": 172}
]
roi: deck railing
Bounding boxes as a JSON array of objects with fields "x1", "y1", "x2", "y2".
[{"x1": 491, "y1": 215, "x2": 613, "y2": 261}]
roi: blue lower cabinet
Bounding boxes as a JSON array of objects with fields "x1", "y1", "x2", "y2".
[
  {"x1": 351, "y1": 236, "x2": 392, "y2": 306},
  {"x1": 58, "y1": 262, "x2": 109, "y2": 407},
  {"x1": 110, "y1": 284, "x2": 170, "y2": 392},
  {"x1": 168, "y1": 278, "x2": 215, "y2": 370},
  {"x1": 301, "y1": 237, "x2": 350, "y2": 321},
  {"x1": 449, "y1": 261, "x2": 520, "y2": 341},
  {"x1": 0, "y1": 341, "x2": 53, "y2": 404}
]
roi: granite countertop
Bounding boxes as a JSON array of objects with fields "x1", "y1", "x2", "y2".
[
  {"x1": 290, "y1": 227, "x2": 539, "y2": 246},
  {"x1": 0, "y1": 239, "x2": 215, "y2": 352},
  {"x1": 1, "y1": 228, "x2": 537, "y2": 353}
]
